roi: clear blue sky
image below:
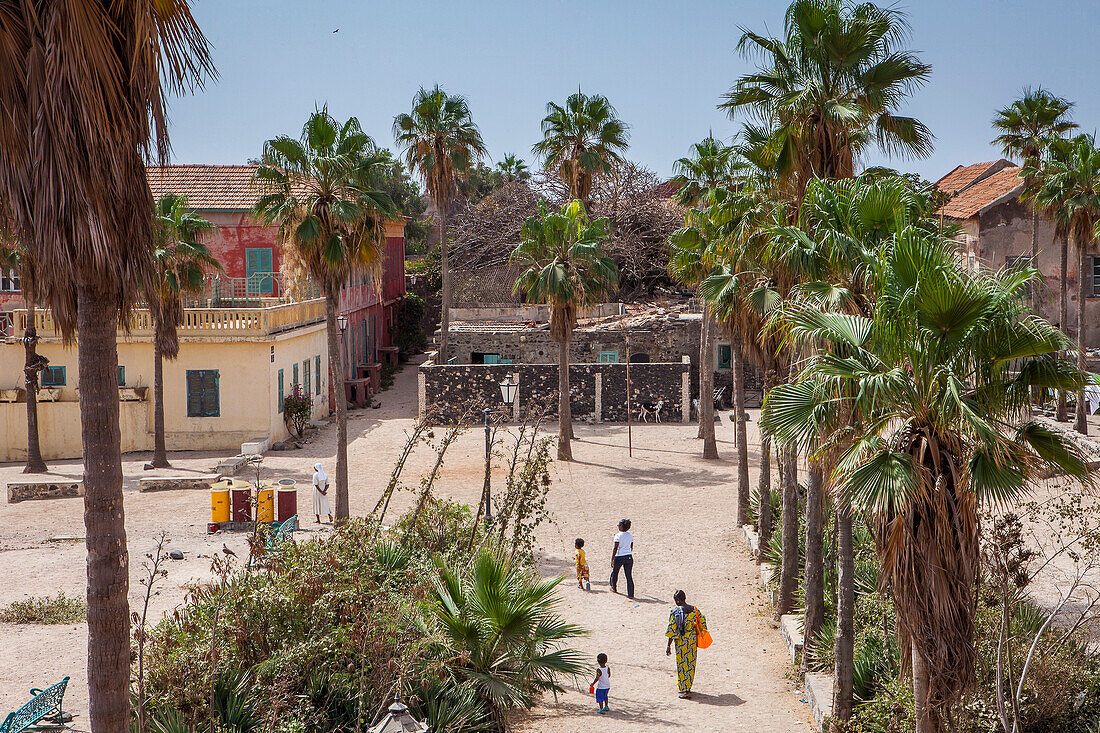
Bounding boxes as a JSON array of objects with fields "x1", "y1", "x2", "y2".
[{"x1": 167, "y1": 0, "x2": 1099, "y2": 184}]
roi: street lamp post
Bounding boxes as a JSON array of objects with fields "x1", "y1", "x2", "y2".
[
  {"x1": 336, "y1": 315, "x2": 349, "y2": 382},
  {"x1": 481, "y1": 375, "x2": 520, "y2": 528}
]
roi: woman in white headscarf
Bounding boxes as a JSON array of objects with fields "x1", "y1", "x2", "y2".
[{"x1": 312, "y1": 463, "x2": 332, "y2": 524}]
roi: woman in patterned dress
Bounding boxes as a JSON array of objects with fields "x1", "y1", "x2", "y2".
[{"x1": 665, "y1": 589, "x2": 706, "y2": 698}]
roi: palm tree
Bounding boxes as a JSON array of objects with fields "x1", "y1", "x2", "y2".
[
  {"x1": 253, "y1": 109, "x2": 396, "y2": 522},
  {"x1": 532, "y1": 90, "x2": 630, "y2": 211},
  {"x1": 495, "y1": 153, "x2": 530, "y2": 182},
  {"x1": 763, "y1": 228, "x2": 1091, "y2": 733},
  {"x1": 992, "y1": 88, "x2": 1076, "y2": 316},
  {"x1": 0, "y1": 4, "x2": 212, "y2": 731},
  {"x1": 1034, "y1": 133, "x2": 1100, "y2": 436},
  {"x1": 422, "y1": 550, "x2": 587, "y2": 731},
  {"x1": 149, "y1": 194, "x2": 219, "y2": 469},
  {"x1": 721, "y1": 0, "x2": 933, "y2": 193},
  {"x1": 672, "y1": 136, "x2": 741, "y2": 462},
  {"x1": 394, "y1": 86, "x2": 487, "y2": 362},
  {"x1": 511, "y1": 201, "x2": 618, "y2": 461},
  {"x1": 0, "y1": 242, "x2": 47, "y2": 473}
]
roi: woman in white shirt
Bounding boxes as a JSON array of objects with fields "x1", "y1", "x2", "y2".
[
  {"x1": 610, "y1": 518, "x2": 635, "y2": 599},
  {"x1": 312, "y1": 462, "x2": 332, "y2": 524}
]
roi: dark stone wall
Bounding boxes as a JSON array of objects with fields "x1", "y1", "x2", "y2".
[{"x1": 420, "y1": 361, "x2": 689, "y2": 424}]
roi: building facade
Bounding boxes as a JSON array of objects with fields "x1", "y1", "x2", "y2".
[
  {"x1": 936, "y1": 160, "x2": 1100, "y2": 347},
  {"x1": 0, "y1": 300, "x2": 329, "y2": 461}
]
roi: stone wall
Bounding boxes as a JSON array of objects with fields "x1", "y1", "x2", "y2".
[{"x1": 418, "y1": 360, "x2": 690, "y2": 424}]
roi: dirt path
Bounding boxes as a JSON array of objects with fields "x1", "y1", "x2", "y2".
[{"x1": 0, "y1": 360, "x2": 812, "y2": 730}]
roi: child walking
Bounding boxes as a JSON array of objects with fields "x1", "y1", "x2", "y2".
[
  {"x1": 574, "y1": 538, "x2": 590, "y2": 590},
  {"x1": 589, "y1": 653, "x2": 611, "y2": 713}
]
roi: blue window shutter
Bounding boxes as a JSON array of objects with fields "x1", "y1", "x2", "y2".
[
  {"x1": 315, "y1": 355, "x2": 321, "y2": 395},
  {"x1": 278, "y1": 369, "x2": 284, "y2": 412}
]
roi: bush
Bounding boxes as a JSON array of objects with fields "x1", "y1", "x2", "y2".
[
  {"x1": 141, "y1": 494, "x2": 577, "y2": 733},
  {"x1": 0, "y1": 592, "x2": 86, "y2": 624},
  {"x1": 391, "y1": 293, "x2": 427, "y2": 359},
  {"x1": 282, "y1": 384, "x2": 311, "y2": 437}
]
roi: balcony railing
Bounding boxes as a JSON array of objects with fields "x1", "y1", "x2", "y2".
[
  {"x1": 180, "y1": 272, "x2": 321, "y2": 308},
  {"x1": 11, "y1": 297, "x2": 326, "y2": 339}
]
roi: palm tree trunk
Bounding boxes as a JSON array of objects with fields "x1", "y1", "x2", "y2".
[
  {"x1": 78, "y1": 283, "x2": 130, "y2": 733},
  {"x1": 733, "y1": 338, "x2": 750, "y2": 526},
  {"x1": 1031, "y1": 207, "x2": 1041, "y2": 315},
  {"x1": 757, "y1": 370, "x2": 775, "y2": 563},
  {"x1": 438, "y1": 209, "x2": 450, "y2": 363},
  {"x1": 700, "y1": 307, "x2": 718, "y2": 459},
  {"x1": 557, "y1": 334, "x2": 573, "y2": 461},
  {"x1": 1075, "y1": 241, "x2": 1089, "y2": 435},
  {"x1": 802, "y1": 461, "x2": 825, "y2": 671},
  {"x1": 913, "y1": 645, "x2": 941, "y2": 733},
  {"x1": 151, "y1": 320, "x2": 170, "y2": 468},
  {"x1": 776, "y1": 444, "x2": 799, "y2": 618},
  {"x1": 326, "y1": 290, "x2": 350, "y2": 522},
  {"x1": 1057, "y1": 234, "x2": 1069, "y2": 422},
  {"x1": 23, "y1": 301, "x2": 47, "y2": 473},
  {"x1": 832, "y1": 500, "x2": 854, "y2": 721}
]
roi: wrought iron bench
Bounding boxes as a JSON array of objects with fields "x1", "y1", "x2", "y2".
[
  {"x1": 713, "y1": 386, "x2": 727, "y2": 409},
  {"x1": 1, "y1": 677, "x2": 70, "y2": 733},
  {"x1": 265, "y1": 515, "x2": 297, "y2": 553}
]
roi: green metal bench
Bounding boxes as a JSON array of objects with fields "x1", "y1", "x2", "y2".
[
  {"x1": 265, "y1": 515, "x2": 297, "y2": 553},
  {"x1": 1, "y1": 677, "x2": 69, "y2": 733}
]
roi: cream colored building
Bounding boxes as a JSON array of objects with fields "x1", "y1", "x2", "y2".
[{"x1": 0, "y1": 299, "x2": 330, "y2": 461}]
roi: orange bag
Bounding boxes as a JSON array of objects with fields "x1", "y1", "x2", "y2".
[{"x1": 695, "y1": 611, "x2": 712, "y2": 649}]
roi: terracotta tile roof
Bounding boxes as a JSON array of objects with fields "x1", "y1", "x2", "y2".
[
  {"x1": 146, "y1": 164, "x2": 264, "y2": 211},
  {"x1": 936, "y1": 161, "x2": 1000, "y2": 196},
  {"x1": 937, "y1": 165, "x2": 1023, "y2": 220}
]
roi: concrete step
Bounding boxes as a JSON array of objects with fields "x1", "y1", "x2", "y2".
[
  {"x1": 780, "y1": 613, "x2": 804, "y2": 663},
  {"x1": 804, "y1": 672, "x2": 834, "y2": 732}
]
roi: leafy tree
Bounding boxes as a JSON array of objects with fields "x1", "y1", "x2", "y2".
[
  {"x1": 763, "y1": 224, "x2": 1091, "y2": 733},
  {"x1": 721, "y1": 0, "x2": 933, "y2": 192},
  {"x1": 253, "y1": 109, "x2": 396, "y2": 523},
  {"x1": 496, "y1": 153, "x2": 531, "y2": 182},
  {"x1": 149, "y1": 194, "x2": 219, "y2": 469},
  {"x1": 394, "y1": 85, "x2": 487, "y2": 361},
  {"x1": 511, "y1": 201, "x2": 618, "y2": 461},
  {"x1": 993, "y1": 88, "x2": 1076, "y2": 315},
  {"x1": 1033, "y1": 133, "x2": 1100, "y2": 436},
  {"x1": 421, "y1": 550, "x2": 587, "y2": 730},
  {"x1": 532, "y1": 91, "x2": 630, "y2": 211},
  {"x1": 390, "y1": 292, "x2": 427, "y2": 358},
  {"x1": 457, "y1": 162, "x2": 504, "y2": 204},
  {"x1": 0, "y1": 3, "x2": 213, "y2": 730}
]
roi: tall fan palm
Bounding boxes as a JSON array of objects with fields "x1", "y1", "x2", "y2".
[
  {"x1": 0, "y1": 242, "x2": 47, "y2": 473},
  {"x1": 721, "y1": 0, "x2": 933, "y2": 193},
  {"x1": 763, "y1": 230, "x2": 1091, "y2": 733},
  {"x1": 421, "y1": 551, "x2": 586, "y2": 731},
  {"x1": 253, "y1": 110, "x2": 396, "y2": 522},
  {"x1": 532, "y1": 91, "x2": 630, "y2": 211},
  {"x1": 0, "y1": 3, "x2": 213, "y2": 730},
  {"x1": 993, "y1": 88, "x2": 1076, "y2": 315},
  {"x1": 496, "y1": 153, "x2": 530, "y2": 182},
  {"x1": 512, "y1": 201, "x2": 618, "y2": 461},
  {"x1": 1034, "y1": 133, "x2": 1100, "y2": 436},
  {"x1": 671, "y1": 136, "x2": 742, "y2": 462},
  {"x1": 149, "y1": 194, "x2": 219, "y2": 469},
  {"x1": 394, "y1": 86, "x2": 487, "y2": 362}
]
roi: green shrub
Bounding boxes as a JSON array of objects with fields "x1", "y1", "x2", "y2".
[
  {"x1": 282, "y1": 384, "x2": 312, "y2": 437},
  {"x1": 0, "y1": 592, "x2": 86, "y2": 624},
  {"x1": 391, "y1": 293, "x2": 427, "y2": 359}
]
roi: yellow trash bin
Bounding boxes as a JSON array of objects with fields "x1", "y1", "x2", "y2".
[
  {"x1": 257, "y1": 481, "x2": 275, "y2": 523},
  {"x1": 210, "y1": 485, "x2": 230, "y2": 524}
]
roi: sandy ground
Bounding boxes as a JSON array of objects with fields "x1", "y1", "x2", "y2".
[{"x1": 0, "y1": 358, "x2": 815, "y2": 730}]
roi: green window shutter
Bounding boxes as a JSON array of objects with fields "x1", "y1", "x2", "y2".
[
  {"x1": 717, "y1": 345, "x2": 732, "y2": 370},
  {"x1": 303, "y1": 359, "x2": 310, "y2": 397},
  {"x1": 598, "y1": 351, "x2": 619, "y2": 364},
  {"x1": 186, "y1": 370, "x2": 203, "y2": 417},
  {"x1": 117, "y1": 366, "x2": 125, "y2": 386},
  {"x1": 293, "y1": 363, "x2": 299, "y2": 388},
  {"x1": 203, "y1": 371, "x2": 220, "y2": 417},
  {"x1": 42, "y1": 365, "x2": 66, "y2": 387},
  {"x1": 278, "y1": 369, "x2": 284, "y2": 413},
  {"x1": 315, "y1": 355, "x2": 321, "y2": 395}
]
